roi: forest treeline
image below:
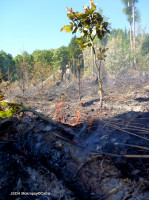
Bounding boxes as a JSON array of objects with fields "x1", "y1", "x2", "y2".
[
  {"x1": 0, "y1": 36, "x2": 82, "y2": 83},
  {"x1": 0, "y1": 29, "x2": 149, "y2": 82}
]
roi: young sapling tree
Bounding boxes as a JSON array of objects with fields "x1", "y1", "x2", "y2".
[{"x1": 61, "y1": 1, "x2": 110, "y2": 107}]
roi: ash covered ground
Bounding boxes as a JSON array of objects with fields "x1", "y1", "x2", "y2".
[{"x1": 1, "y1": 71, "x2": 149, "y2": 200}]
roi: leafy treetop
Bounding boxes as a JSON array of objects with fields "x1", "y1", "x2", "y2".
[{"x1": 61, "y1": 2, "x2": 110, "y2": 53}]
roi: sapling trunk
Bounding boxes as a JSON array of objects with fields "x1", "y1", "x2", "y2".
[
  {"x1": 93, "y1": 51, "x2": 103, "y2": 108},
  {"x1": 98, "y1": 60, "x2": 103, "y2": 108},
  {"x1": 77, "y1": 63, "x2": 81, "y2": 101}
]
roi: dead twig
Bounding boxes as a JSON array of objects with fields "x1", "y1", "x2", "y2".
[
  {"x1": 102, "y1": 119, "x2": 149, "y2": 142},
  {"x1": 115, "y1": 142, "x2": 149, "y2": 151},
  {"x1": 8, "y1": 102, "x2": 75, "y2": 138},
  {"x1": 89, "y1": 152, "x2": 149, "y2": 158},
  {"x1": 107, "y1": 119, "x2": 149, "y2": 134}
]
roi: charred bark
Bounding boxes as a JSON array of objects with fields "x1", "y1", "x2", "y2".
[
  {"x1": 16, "y1": 119, "x2": 99, "y2": 199},
  {"x1": 1, "y1": 113, "x2": 149, "y2": 200}
]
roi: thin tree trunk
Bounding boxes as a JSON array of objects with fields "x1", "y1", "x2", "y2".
[
  {"x1": 98, "y1": 60, "x2": 103, "y2": 108},
  {"x1": 129, "y1": 20, "x2": 133, "y2": 68},
  {"x1": 93, "y1": 54, "x2": 102, "y2": 108},
  {"x1": 90, "y1": 0, "x2": 94, "y2": 77},
  {"x1": 132, "y1": 0, "x2": 136, "y2": 68},
  {"x1": 78, "y1": 64, "x2": 81, "y2": 101},
  {"x1": 132, "y1": 0, "x2": 136, "y2": 49},
  {"x1": 91, "y1": 47, "x2": 94, "y2": 77},
  {"x1": 128, "y1": 0, "x2": 133, "y2": 51},
  {"x1": 129, "y1": 20, "x2": 133, "y2": 51}
]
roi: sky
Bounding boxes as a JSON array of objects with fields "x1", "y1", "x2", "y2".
[{"x1": 0, "y1": 0, "x2": 148, "y2": 57}]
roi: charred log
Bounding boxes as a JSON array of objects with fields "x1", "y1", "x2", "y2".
[{"x1": 1, "y1": 111, "x2": 149, "y2": 200}]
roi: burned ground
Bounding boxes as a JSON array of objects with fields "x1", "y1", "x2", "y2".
[{"x1": 1, "y1": 73, "x2": 149, "y2": 200}]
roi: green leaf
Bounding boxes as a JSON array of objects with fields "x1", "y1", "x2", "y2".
[
  {"x1": 1, "y1": 101, "x2": 7, "y2": 106},
  {"x1": 76, "y1": 38, "x2": 83, "y2": 44},
  {"x1": 0, "y1": 111, "x2": 7, "y2": 118},
  {"x1": 6, "y1": 110, "x2": 14, "y2": 117},
  {"x1": 92, "y1": 13, "x2": 103, "y2": 25},
  {"x1": 61, "y1": 2, "x2": 110, "y2": 53},
  {"x1": 96, "y1": 30, "x2": 103, "y2": 40},
  {"x1": 102, "y1": 48, "x2": 108, "y2": 54},
  {"x1": 67, "y1": 13, "x2": 74, "y2": 20},
  {"x1": 103, "y1": 22, "x2": 108, "y2": 26},
  {"x1": 78, "y1": 13, "x2": 88, "y2": 19},
  {"x1": 79, "y1": 41, "x2": 92, "y2": 50},
  {"x1": 85, "y1": 4, "x2": 96, "y2": 15},
  {"x1": 83, "y1": 25, "x2": 90, "y2": 29},
  {"x1": 60, "y1": 25, "x2": 72, "y2": 33}
]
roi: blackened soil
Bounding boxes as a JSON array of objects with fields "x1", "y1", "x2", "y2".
[{"x1": 2, "y1": 74, "x2": 149, "y2": 199}]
